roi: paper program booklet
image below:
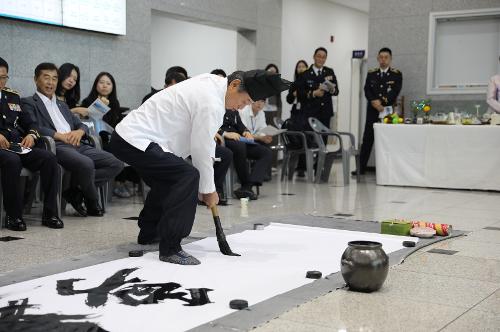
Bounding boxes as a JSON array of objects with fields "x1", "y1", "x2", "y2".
[
  {"x1": 255, "y1": 125, "x2": 287, "y2": 137},
  {"x1": 87, "y1": 98, "x2": 110, "y2": 120}
]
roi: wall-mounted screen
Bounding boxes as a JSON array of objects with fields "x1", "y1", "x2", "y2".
[
  {"x1": 427, "y1": 8, "x2": 500, "y2": 95},
  {"x1": 0, "y1": 0, "x2": 126, "y2": 35}
]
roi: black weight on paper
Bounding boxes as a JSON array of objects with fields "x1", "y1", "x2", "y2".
[
  {"x1": 306, "y1": 271, "x2": 322, "y2": 279},
  {"x1": 229, "y1": 299, "x2": 248, "y2": 310}
]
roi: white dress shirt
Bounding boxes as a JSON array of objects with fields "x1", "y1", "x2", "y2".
[
  {"x1": 239, "y1": 105, "x2": 267, "y2": 135},
  {"x1": 487, "y1": 74, "x2": 500, "y2": 114},
  {"x1": 36, "y1": 91, "x2": 71, "y2": 133},
  {"x1": 313, "y1": 65, "x2": 323, "y2": 76},
  {"x1": 115, "y1": 74, "x2": 227, "y2": 194}
]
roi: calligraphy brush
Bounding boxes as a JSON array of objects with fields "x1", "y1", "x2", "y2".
[{"x1": 210, "y1": 206, "x2": 240, "y2": 256}]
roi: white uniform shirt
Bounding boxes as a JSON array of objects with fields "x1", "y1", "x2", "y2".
[
  {"x1": 36, "y1": 91, "x2": 72, "y2": 133},
  {"x1": 115, "y1": 74, "x2": 227, "y2": 193},
  {"x1": 239, "y1": 105, "x2": 267, "y2": 135}
]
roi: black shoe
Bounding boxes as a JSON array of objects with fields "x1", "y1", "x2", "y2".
[
  {"x1": 233, "y1": 187, "x2": 257, "y2": 200},
  {"x1": 42, "y1": 215, "x2": 64, "y2": 229},
  {"x1": 5, "y1": 215, "x2": 26, "y2": 231},
  {"x1": 138, "y1": 231, "x2": 160, "y2": 245},
  {"x1": 86, "y1": 200, "x2": 104, "y2": 217},
  {"x1": 351, "y1": 170, "x2": 365, "y2": 176},
  {"x1": 218, "y1": 197, "x2": 228, "y2": 206},
  {"x1": 63, "y1": 188, "x2": 87, "y2": 217},
  {"x1": 217, "y1": 191, "x2": 228, "y2": 206}
]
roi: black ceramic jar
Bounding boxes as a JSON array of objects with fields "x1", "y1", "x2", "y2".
[{"x1": 341, "y1": 241, "x2": 389, "y2": 292}]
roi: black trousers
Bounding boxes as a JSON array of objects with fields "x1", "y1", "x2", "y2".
[
  {"x1": 224, "y1": 139, "x2": 272, "y2": 187},
  {"x1": 0, "y1": 148, "x2": 59, "y2": 218},
  {"x1": 359, "y1": 106, "x2": 380, "y2": 172},
  {"x1": 214, "y1": 146, "x2": 232, "y2": 193},
  {"x1": 110, "y1": 132, "x2": 199, "y2": 255}
]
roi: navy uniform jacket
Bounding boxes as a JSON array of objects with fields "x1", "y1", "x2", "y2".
[
  {"x1": 296, "y1": 65, "x2": 339, "y2": 119},
  {"x1": 218, "y1": 109, "x2": 249, "y2": 136},
  {"x1": 0, "y1": 87, "x2": 40, "y2": 144},
  {"x1": 364, "y1": 67, "x2": 403, "y2": 107}
]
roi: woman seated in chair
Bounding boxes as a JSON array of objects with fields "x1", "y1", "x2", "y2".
[
  {"x1": 82, "y1": 72, "x2": 134, "y2": 198},
  {"x1": 56, "y1": 63, "x2": 90, "y2": 119}
]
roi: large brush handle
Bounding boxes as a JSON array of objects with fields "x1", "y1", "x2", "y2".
[{"x1": 211, "y1": 206, "x2": 240, "y2": 256}]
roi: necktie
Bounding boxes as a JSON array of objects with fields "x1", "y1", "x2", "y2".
[{"x1": 318, "y1": 69, "x2": 322, "y2": 76}]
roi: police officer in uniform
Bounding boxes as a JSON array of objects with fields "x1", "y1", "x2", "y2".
[
  {"x1": 0, "y1": 57, "x2": 63, "y2": 231},
  {"x1": 296, "y1": 47, "x2": 339, "y2": 129},
  {"x1": 357, "y1": 47, "x2": 402, "y2": 175}
]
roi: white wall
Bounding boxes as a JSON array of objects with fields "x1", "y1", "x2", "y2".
[
  {"x1": 150, "y1": 13, "x2": 237, "y2": 88},
  {"x1": 281, "y1": 0, "x2": 369, "y2": 132}
]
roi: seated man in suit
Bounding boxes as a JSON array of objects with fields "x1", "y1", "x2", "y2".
[
  {"x1": 219, "y1": 109, "x2": 272, "y2": 200},
  {"x1": 22, "y1": 63, "x2": 123, "y2": 217},
  {"x1": 0, "y1": 57, "x2": 63, "y2": 231}
]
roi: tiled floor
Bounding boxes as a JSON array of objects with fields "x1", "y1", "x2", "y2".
[{"x1": 1, "y1": 170, "x2": 499, "y2": 331}]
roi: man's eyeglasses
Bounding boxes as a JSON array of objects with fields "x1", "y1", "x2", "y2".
[{"x1": 0, "y1": 76, "x2": 9, "y2": 81}]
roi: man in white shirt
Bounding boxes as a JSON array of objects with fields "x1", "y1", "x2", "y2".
[
  {"x1": 239, "y1": 100, "x2": 272, "y2": 144},
  {"x1": 110, "y1": 70, "x2": 289, "y2": 265}
]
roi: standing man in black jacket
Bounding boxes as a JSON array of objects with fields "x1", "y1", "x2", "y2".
[
  {"x1": 357, "y1": 47, "x2": 403, "y2": 175},
  {"x1": 296, "y1": 47, "x2": 339, "y2": 129},
  {"x1": 0, "y1": 57, "x2": 63, "y2": 231}
]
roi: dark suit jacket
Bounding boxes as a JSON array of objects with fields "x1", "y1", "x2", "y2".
[
  {"x1": 21, "y1": 93, "x2": 89, "y2": 138},
  {"x1": 296, "y1": 65, "x2": 338, "y2": 120}
]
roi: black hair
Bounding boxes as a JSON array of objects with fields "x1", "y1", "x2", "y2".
[
  {"x1": 378, "y1": 47, "x2": 392, "y2": 56},
  {"x1": 165, "y1": 66, "x2": 188, "y2": 79},
  {"x1": 35, "y1": 62, "x2": 58, "y2": 79},
  {"x1": 314, "y1": 47, "x2": 328, "y2": 56},
  {"x1": 0, "y1": 57, "x2": 8, "y2": 72},
  {"x1": 165, "y1": 71, "x2": 187, "y2": 86},
  {"x1": 81, "y1": 72, "x2": 121, "y2": 127},
  {"x1": 294, "y1": 60, "x2": 308, "y2": 80},
  {"x1": 227, "y1": 71, "x2": 246, "y2": 92},
  {"x1": 56, "y1": 63, "x2": 81, "y2": 109},
  {"x1": 210, "y1": 69, "x2": 227, "y2": 78},
  {"x1": 265, "y1": 63, "x2": 279, "y2": 73}
]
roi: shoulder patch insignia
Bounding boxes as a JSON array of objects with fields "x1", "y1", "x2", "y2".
[{"x1": 2, "y1": 87, "x2": 19, "y2": 95}]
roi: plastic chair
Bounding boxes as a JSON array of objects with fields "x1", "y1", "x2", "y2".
[
  {"x1": 280, "y1": 130, "x2": 318, "y2": 182},
  {"x1": 308, "y1": 117, "x2": 360, "y2": 184}
]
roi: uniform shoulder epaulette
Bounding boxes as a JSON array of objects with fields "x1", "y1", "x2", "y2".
[
  {"x1": 1, "y1": 87, "x2": 19, "y2": 95},
  {"x1": 390, "y1": 68, "x2": 401, "y2": 74},
  {"x1": 368, "y1": 68, "x2": 378, "y2": 73}
]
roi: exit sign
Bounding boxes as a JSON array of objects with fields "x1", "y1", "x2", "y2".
[{"x1": 352, "y1": 50, "x2": 365, "y2": 58}]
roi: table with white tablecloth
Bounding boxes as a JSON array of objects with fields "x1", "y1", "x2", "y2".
[{"x1": 374, "y1": 123, "x2": 500, "y2": 191}]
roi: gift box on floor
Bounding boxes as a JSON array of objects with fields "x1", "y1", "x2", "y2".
[{"x1": 381, "y1": 219, "x2": 412, "y2": 236}]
